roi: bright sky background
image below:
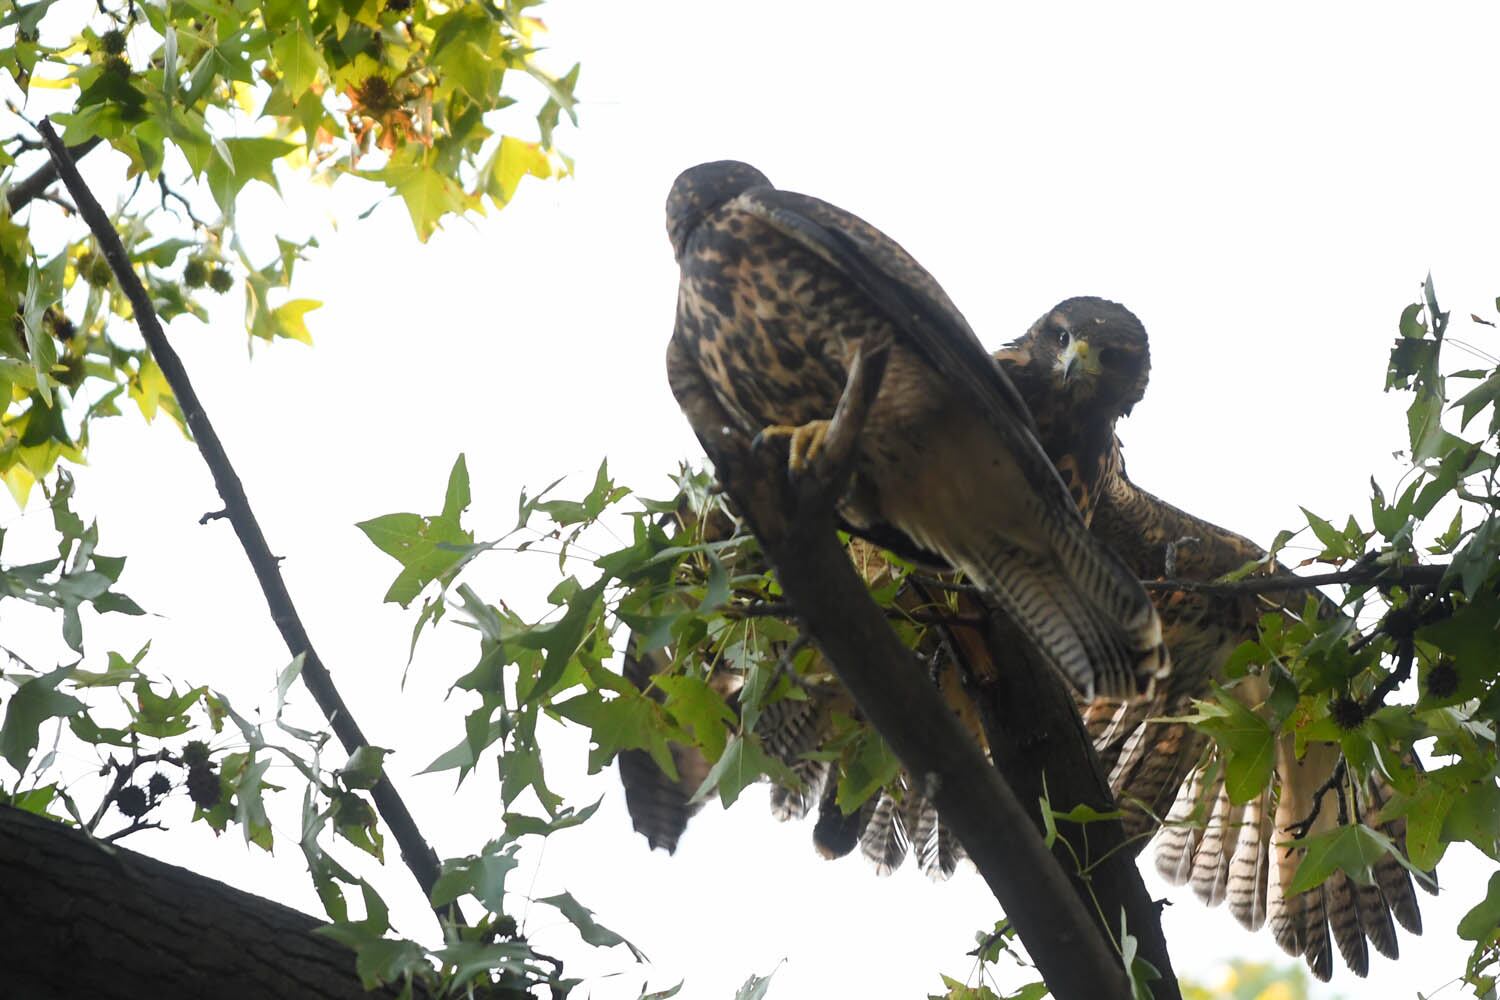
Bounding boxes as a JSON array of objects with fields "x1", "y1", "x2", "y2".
[{"x1": 9, "y1": 2, "x2": 1500, "y2": 998}]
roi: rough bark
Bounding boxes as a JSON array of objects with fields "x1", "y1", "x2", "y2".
[
  {"x1": 0, "y1": 805, "x2": 413, "y2": 1000},
  {"x1": 956, "y1": 605, "x2": 1180, "y2": 997}
]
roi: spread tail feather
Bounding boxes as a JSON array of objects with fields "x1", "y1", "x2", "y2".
[{"x1": 860, "y1": 790, "x2": 910, "y2": 876}]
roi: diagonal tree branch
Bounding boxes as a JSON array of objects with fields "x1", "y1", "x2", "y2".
[
  {"x1": 912, "y1": 578, "x2": 1180, "y2": 999},
  {"x1": 37, "y1": 121, "x2": 449, "y2": 924},
  {"x1": 669, "y1": 343, "x2": 1164, "y2": 999}
]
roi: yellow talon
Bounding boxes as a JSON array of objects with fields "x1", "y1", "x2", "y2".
[{"x1": 756, "y1": 420, "x2": 832, "y2": 476}]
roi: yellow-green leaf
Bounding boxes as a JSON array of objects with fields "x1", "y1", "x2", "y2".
[
  {"x1": 485, "y1": 136, "x2": 552, "y2": 209},
  {"x1": 129, "y1": 357, "x2": 172, "y2": 422},
  {"x1": 271, "y1": 26, "x2": 324, "y2": 96},
  {"x1": 271, "y1": 298, "x2": 320, "y2": 344}
]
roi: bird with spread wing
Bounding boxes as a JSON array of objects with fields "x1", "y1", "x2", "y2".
[
  {"x1": 997, "y1": 302, "x2": 1435, "y2": 980},
  {"x1": 632, "y1": 273, "x2": 1433, "y2": 980},
  {"x1": 665, "y1": 160, "x2": 1166, "y2": 701}
]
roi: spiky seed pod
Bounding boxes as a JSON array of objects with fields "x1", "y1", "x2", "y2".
[
  {"x1": 187, "y1": 762, "x2": 221, "y2": 808},
  {"x1": 1426, "y1": 660, "x2": 1459, "y2": 699},
  {"x1": 148, "y1": 772, "x2": 171, "y2": 799},
  {"x1": 101, "y1": 55, "x2": 130, "y2": 79},
  {"x1": 181, "y1": 740, "x2": 210, "y2": 766},
  {"x1": 208, "y1": 267, "x2": 234, "y2": 294},
  {"x1": 355, "y1": 75, "x2": 397, "y2": 114},
  {"x1": 116, "y1": 785, "x2": 150, "y2": 818},
  {"x1": 90, "y1": 257, "x2": 115, "y2": 287},
  {"x1": 182, "y1": 259, "x2": 208, "y2": 288},
  {"x1": 101, "y1": 29, "x2": 127, "y2": 55},
  {"x1": 1328, "y1": 696, "x2": 1365, "y2": 731}
]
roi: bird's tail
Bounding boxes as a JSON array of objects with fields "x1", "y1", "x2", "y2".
[
  {"x1": 1153, "y1": 735, "x2": 1435, "y2": 981},
  {"x1": 616, "y1": 646, "x2": 711, "y2": 853}
]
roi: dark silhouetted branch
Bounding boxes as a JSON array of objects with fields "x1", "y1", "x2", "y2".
[
  {"x1": 6, "y1": 136, "x2": 101, "y2": 212},
  {"x1": 38, "y1": 120, "x2": 448, "y2": 924}
]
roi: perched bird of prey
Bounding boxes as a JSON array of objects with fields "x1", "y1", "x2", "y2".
[
  {"x1": 665, "y1": 160, "x2": 1166, "y2": 699},
  {"x1": 630, "y1": 290, "x2": 1432, "y2": 981},
  {"x1": 995, "y1": 298, "x2": 1431, "y2": 979}
]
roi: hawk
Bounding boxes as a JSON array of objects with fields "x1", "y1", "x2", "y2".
[
  {"x1": 1002, "y1": 298, "x2": 1433, "y2": 979},
  {"x1": 628, "y1": 292, "x2": 1433, "y2": 981},
  {"x1": 665, "y1": 160, "x2": 1166, "y2": 699}
]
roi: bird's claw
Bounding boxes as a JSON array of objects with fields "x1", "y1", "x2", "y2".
[{"x1": 754, "y1": 420, "x2": 832, "y2": 479}]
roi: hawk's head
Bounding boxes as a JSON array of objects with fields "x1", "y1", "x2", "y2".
[
  {"x1": 665, "y1": 160, "x2": 772, "y2": 261},
  {"x1": 1020, "y1": 296, "x2": 1151, "y2": 418}
]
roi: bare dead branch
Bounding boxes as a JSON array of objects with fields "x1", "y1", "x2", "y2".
[{"x1": 38, "y1": 120, "x2": 450, "y2": 927}]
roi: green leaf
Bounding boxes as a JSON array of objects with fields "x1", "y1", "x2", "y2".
[
  {"x1": 733, "y1": 967, "x2": 780, "y2": 1000},
  {"x1": 484, "y1": 136, "x2": 553, "y2": 208},
  {"x1": 1458, "y1": 872, "x2": 1500, "y2": 941},
  {"x1": 554, "y1": 688, "x2": 674, "y2": 776},
  {"x1": 1196, "y1": 693, "x2": 1275, "y2": 804},
  {"x1": 1405, "y1": 775, "x2": 1460, "y2": 870},
  {"x1": 271, "y1": 26, "x2": 324, "y2": 95},
  {"x1": 836, "y1": 725, "x2": 901, "y2": 813},
  {"x1": 1286, "y1": 823, "x2": 1395, "y2": 895},
  {"x1": 537, "y1": 891, "x2": 647, "y2": 961},
  {"x1": 231, "y1": 752, "x2": 275, "y2": 850},
  {"x1": 341, "y1": 745, "x2": 389, "y2": 790},
  {"x1": 0, "y1": 667, "x2": 84, "y2": 770},
  {"x1": 518, "y1": 576, "x2": 607, "y2": 705},
  {"x1": 655, "y1": 674, "x2": 735, "y2": 762},
  {"x1": 1398, "y1": 302, "x2": 1426, "y2": 339},
  {"x1": 689, "y1": 733, "x2": 773, "y2": 808},
  {"x1": 357, "y1": 456, "x2": 478, "y2": 607},
  {"x1": 431, "y1": 848, "x2": 518, "y2": 912},
  {"x1": 274, "y1": 653, "x2": 305, "y2": 715},
  {"x1": 369, "y1": 145, "x2": 472, "y2": 242},
  {"x1": 1443, "y1": 776, "x2": 1500, "y2": 860},
  {"x1": 203, "y1": 137, "x2": 297, "y2": 214}
]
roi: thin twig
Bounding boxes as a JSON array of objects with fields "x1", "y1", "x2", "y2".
[
  {"x1": 38, "y1": 120, "x2": 452, "y2": 928},
  {"x1": 907, "y1": 572, "x2": 986, "y2": 598},
  {"x1": 157, "y1": 174, "x2": 210, "y2": 228},
  {"x1": 102, "y1": 819, "x2": 166, "y2": 843},
  {"x1": 27, "y1": 190, "x2": 77, "y2": 214},
  {"x1": 723, "y1": 599, "x2": 985, "y2": 630},
  {"x1": 1142, "y1": 562, "x2": 1446, "y2": 596},
  {"x1": 1288, "y1": 758, "x2": 1348, "y2": 841}
]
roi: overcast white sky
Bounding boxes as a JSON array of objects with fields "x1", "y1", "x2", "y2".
[{"x1": 9, "y1": 2, "x2": 1500, "y2": 998}]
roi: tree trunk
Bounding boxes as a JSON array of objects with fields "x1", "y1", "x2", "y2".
[{"x1": 0, "y1": 805, "x2": 408, "y2": 1000}]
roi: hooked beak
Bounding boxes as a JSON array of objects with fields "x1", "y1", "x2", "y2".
[{"x1": 1058, "y1": 338, "x2": 1097, "y2": 383}]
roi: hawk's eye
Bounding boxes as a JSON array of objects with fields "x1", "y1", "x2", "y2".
[{"x1": 1052, "y1": 326, "x2": 1071, "y2": 348}]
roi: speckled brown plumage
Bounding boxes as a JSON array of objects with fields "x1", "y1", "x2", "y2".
[
  {"x1": 990, "y1": 298, "x2": 1433, "y2": 981},
  {"x1": 665, "y1": 160, "x2": 1166, "y2": 700}
]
